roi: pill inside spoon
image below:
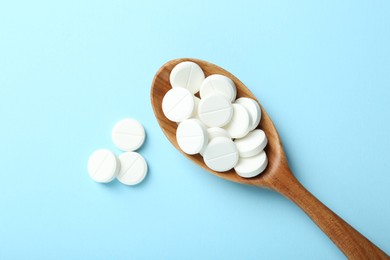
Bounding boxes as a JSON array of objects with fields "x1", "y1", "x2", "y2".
[
  {"x1": 150, "y1": 58, "x2": 281, "y2": 186},
  {"x1": 161, "y1": 61, "x2": 268, "y2": 177}
]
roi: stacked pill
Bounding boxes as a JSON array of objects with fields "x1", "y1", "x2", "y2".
[
  {"x1": 162, "y1": 61, "x2": 268, "y2": 178},
  {"x1": 87, "y1": 118, "x2": 148, "y2": 185}
]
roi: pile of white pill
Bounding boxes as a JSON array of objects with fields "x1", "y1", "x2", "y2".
[
  {"x1": 87, "y1": 118, "x2": 148, "y2": 185},
  {"x1": 162, "y1": 61, "x2": 268, "y2": 178}
]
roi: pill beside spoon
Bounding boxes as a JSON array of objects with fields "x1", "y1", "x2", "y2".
[{"x1": 88, "y1": 118, "x2": 148, "y2": 185}]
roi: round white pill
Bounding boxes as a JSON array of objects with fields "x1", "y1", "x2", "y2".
[
  {"x1": 234, "y1": 150, "x2": 268, "y2": 178},
  {"x1": 170, "y1": 61, "x2": 205, "y2": 94},
  {"x1": 203, "y1": 137, "x2": 239, "y2": 172},
  {"x1": 200, "y1": 74, "x2": 237, "y2": 102},
  {"x1": 117, "y1": 152, "x2": 148, "y2": 185},
  {"x1": 198, "y1": 95, "x2": 233, "y2": 127},
  {"x1": 223, "y1": 103, "x2": 251, "y2": 139},
  {"x1": 176, "y1": 119, "x2": 208, "y2": 155},
  {"x1": 234, "y1": 129, "x2": 268, "y2": 158},
  {"x1": 162, "y1": 88, "x2": 195, "y2": 123},
  {"x1": 112, "y1": 118, "x2": 146, "y2": 151},
  {"x1": 88, "y1": 149, "x2": 119, "y2": 183},
  {"x1": 235, "y1": 97, "x2": 261, "y2": 131}
]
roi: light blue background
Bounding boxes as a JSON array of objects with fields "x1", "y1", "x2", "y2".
[{"x1": 0, "y1": 1, "x2": 389, "y2": 259}]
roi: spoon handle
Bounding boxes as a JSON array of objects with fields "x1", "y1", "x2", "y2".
[{"x1": 270, "y1": 172, "x2": 389, "y2": 259}]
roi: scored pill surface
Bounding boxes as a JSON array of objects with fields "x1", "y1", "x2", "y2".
[
  {"x1": 203, "y1": 137, "x2": 239, "y2": 172},
  {"x1": 176, "y1": 119, "x2": 208, "y2": 155},
  {"x1": 117, "y1": 152, "x2": 148, "y2": 185},
  {"x1": 200, "y1": 74, "x2": 237, "y2": 102},
  {"x1": 112, "y1": 118, "x2": 146, "y2": 152},
  {"x1": 88, "y1": 149, "x2": 120, "y2": 183},
  {"x1": 198, "y1": 95, "x2": 233, "y2": 127},
  {"x1": 170, "y1": 61, "x2": 205, "y2": 94},
  {"x1": 162, "y1": 88, "x2": 195, "y2": 123}
]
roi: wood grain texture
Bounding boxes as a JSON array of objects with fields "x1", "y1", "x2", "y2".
[{"x1": 150, "y1": 58, "x2": 389, "y2": 259}]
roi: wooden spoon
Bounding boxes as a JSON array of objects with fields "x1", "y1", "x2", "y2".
[{"x1": 150, "y1": 58, "x2": 388, "y2": 259}]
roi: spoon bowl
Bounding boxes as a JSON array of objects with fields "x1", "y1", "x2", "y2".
[
  {"x1": 151, "y1": 58, "x2": 286, "y2": 188},
  {"x1": 151, "y1": 58, "x2": 388, "y2": 259}
]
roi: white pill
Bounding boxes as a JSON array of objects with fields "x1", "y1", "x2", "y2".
[
  {"x1": 198, "y1": 95, "x2": 233, "y2": 127},
  {"x1": 112, "y1": 118, "x2": 146, "y2": 151},
  {"x1": 234, "y1": 129, "x2": 268, "y2": 158},
  {"x1": 223, "y1": 103, "x2": 251, "y2": 139},
  {"x1": 162, "y1": 88, "x2": 195, "y2": 123},
  {"x1": 117, "y1": 152, "x2": 148, "y2": 185},
  {"x1": 234, "y1": 150, "x2": 268, "y2": 178},
  {"x1": 235, "y1": 97, "x2": 261, "y2": 131},
  {"x1": 203, "y1": 137, "x2": 239, "y2": 172},
  {"x1": 170, "y1": 61, "x2": 205, "y2": 94},
  {"x1": 176, "y1": 119, "x2": 208, "y2": 155},
  {"x1": 200, "y1": 74, "x2": 237, "y2": 102},
  {"x1": 88, "y1": 149, "x2": 119, "y2": 183}
]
